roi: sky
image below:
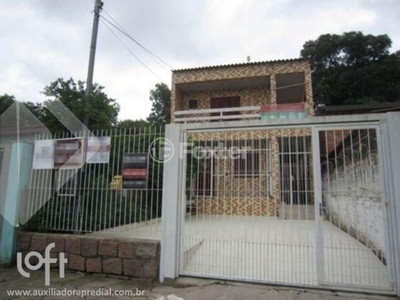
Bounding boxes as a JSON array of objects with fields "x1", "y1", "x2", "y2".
[{"x1": 1, "y1": 0, "x2": 399, "y2": 121}]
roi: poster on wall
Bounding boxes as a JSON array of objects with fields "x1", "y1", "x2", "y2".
[
  {"x1": 54, "y1": 138, "x2": 82, "y2": 169},
  {"x1": 86, "y1": 136, "x2": 111, "y2": 164},
  {"x1": 122, "y1": 153, "x2": 148, "y2": 189},
  {"x1": 32, "y1": 139, "x2": 54, "y2": 169},
  {"x1": 32, "y1": 136, "x2": 111, "y2": 169}
]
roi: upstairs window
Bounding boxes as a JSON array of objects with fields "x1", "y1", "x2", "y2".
[
  {"x1": 210, "y1": 96, "x2": 241, "y2": 121},
  {"x1": 276, "y1": 72, "x2": 305, "y2": 104}
]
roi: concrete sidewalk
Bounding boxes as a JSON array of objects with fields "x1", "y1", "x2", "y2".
[{"x1": 0, "y1": 267, "x2": 396, "y2": 300}]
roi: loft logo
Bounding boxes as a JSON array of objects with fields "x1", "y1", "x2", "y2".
[{"x1": 17, "y1": 243, "x2": 68, "y2": 286}]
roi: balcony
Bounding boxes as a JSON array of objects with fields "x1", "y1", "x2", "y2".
[
  {"x1": 174, "y1": 106, "x2": 260, "y2": 123},
  {"x1": 174, "y1": 103, "x2": 309, "y2": 123},
  {"x1": 260, "y1": 103, "x2": 307, "y2": 120}
]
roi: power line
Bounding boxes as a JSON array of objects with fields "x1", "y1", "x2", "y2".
[
  {"x1": 99, "y1": 18, "x2": 166, "y2": 82},
  {"x1": 100, "y1": 11, "x2": 173, "y2": 71},
  {"x1": 100, "y1": 14, "x2": 172, "y2": 71}
]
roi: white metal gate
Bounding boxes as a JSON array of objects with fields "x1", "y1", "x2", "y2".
[
  {"x1": 177, "y1": 123, "x2": 394, "y2": 292},
  {"x1": 314, "y1": 125, "x2": 392, "y2": 290}
]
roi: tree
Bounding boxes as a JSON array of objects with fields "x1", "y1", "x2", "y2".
[
  {"x1": 147, "y1": 83, "x2": 171, "y2": 125},
  {"x1": 42, "y1": 78, "x2": 120, "y2": 132},
  {"x1": 300, "y1": 31, "x2": 400, "y2": 106},
  {"x1": 117, "y1": 119, "x2": 149, "y2": 128},
  {"x1": 0, "y1": 94, "x2": 16, "y2": 115}
]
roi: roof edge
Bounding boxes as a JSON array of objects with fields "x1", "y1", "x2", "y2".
[{"x1": 172, "y1": 58, "x2": 308, "y2": 73}]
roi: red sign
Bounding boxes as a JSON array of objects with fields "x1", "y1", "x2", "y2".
[{"x1": 122, "y1": 168, "x2": 147, "y2": 178}]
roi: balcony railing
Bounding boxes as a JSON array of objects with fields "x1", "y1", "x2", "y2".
[{"x1": 174, "y1": 106, "x2": 260, "y2": 123}]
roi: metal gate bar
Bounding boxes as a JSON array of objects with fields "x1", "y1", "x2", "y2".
[
  {"x1": 22, "y1": 126, "x2": 164, "y2": 239},
  {"x1": 181, "y1": 127, "x2": 318, "y2": 285},
  {"x1": 318, "y1": 127, "x2": 392, "y2": 289},
  {"x1": 179, "y1": 124, "x2": 393, "y2": 291}
]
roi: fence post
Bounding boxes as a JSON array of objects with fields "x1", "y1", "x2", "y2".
[
  {"x1": 383, "y1": 112, "x2": 400, "y2": 295},
  {"x1": 159, "y1": 123, "x2": 182, "y2": 282}
]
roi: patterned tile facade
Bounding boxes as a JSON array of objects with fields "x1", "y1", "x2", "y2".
[
  {"x1": 181, "y1": 87, "x2": 270, "y2": 110},
  {"x1": 187, "y1": 128, "x2": 313, "y2": 216},
  {"x1": 171, "y1": 59, "x2": 313, "y2": 122},
  {"x1": 174, "y1": 60, "x2": 314, "y2": 216},
  {"x1": 195, "y1": 197, "x2": 276, "y2": 216}
]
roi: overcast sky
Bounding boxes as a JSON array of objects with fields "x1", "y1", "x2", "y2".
[{"x1": 1, "y1": 0, "x2": 399, "y2": 121}]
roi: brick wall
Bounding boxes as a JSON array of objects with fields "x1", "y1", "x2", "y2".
[
  {"x1": 18, "y1": 232, "x2": 160, "y2": 281},
  {"x1": 181, "y1": 87, "x2": 270, "y2": 110},
  {"x1": 195, "y1": 197, "x2": 277, "y2": 216},
  {"x1": 171, "y1": 59, "x2": 313, "y2": 122}
]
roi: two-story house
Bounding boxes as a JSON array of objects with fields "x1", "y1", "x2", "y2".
[{"x1": 170, "y1": 59, "x2": 314, "y2": 217}]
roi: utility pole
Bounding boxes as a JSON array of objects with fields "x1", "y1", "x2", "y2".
[
  {"x1": 75, "y1": 0, "x2": 103, "y2": 232},
  {"x1": 84, "y1": 0, "x2": 103, "y2": 127}
]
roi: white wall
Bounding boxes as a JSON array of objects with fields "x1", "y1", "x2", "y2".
[{"x1": 322, "y1": 156, "x2": 386, "y2": 258}]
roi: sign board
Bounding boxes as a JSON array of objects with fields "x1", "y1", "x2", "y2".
[
  {"x1": 32, "y1": 136, "x2": 112, "y2": 169},
  {"x1": 32, "y1": 139, "x2": 54, "y2": 169},
  {"x1": 54, "y1": 138, "x2": 82, "y2": 169},
  {"x1": 122, "y1": 153, "x2": 148, "y2": 189},
  {"x1": 86, "y1": 136, "x2": 111, "y2": 164}
]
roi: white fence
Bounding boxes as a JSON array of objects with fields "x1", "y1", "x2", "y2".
[
  {"x1": 21, "y1": 126, "x2": 164, "y2": 239},
  {"x1": 161, "y1": 114, "x2": 400, "y2": 295}
]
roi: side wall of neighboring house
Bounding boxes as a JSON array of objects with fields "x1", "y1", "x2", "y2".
[{"x1": 322, "y1": 132, "x2": 386, "y2": 260}]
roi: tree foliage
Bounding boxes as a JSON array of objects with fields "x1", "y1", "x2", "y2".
[
  {"x1": 117, "y1": 119, "x2": 149, "y2": 128},
  {"x1": 42, "y1": 78, "x2": 120, "y2": 132},
  {"x1": 300, "y1": 31, "x2": 400, "y2": 105},
  {"x1": 147, "y1": 82, "x2": 171, "y2": 125},
  {"x1": 0, "y1": 94, "x2": 16, "y2": 115}
]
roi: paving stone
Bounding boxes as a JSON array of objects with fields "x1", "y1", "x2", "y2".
[
  {"x1": 0, "y1": 267, "x2": 397, "y2": 300},
  {"x1": 118, "y1": 242, "x2": 135, "y2": 259},
  {"x1": 135, "y1": 242, "x2": 158, "y2": 259},
  {"x1": 174, "y1": 277, "x2": 220, "y2": 287},
  {"x1": 180, "y1": 285, "x2": 224, "y2": 300},
  {"x1": 86, "y1": 257, "x2": 102, "y2": 273},
  {"x1": 143, "y1": 260, "x2": 158, "y2": 278},
  {"x1": 222, "y1": 285, "x2": 269, "y2": 300},
  {"x1": 82, "y1": 239, "x2": 98, "y2": 258},
  {"x1": 18, "y1": 233, "x2": 31, "y2": 251},
  {"x1": 102, "y1": 258, "x2": 122, "y2": 275},
  {"x1": 46, "y1": 236, "x2": 65, "y2": 252},
  {"x1": 65, "y1": 238, "x2": 81, "y2": 255},
  {"x1": 30, "y1": 235, "x2": 47, "y2": 252},
  {"x1": 68, "y1": 254, "x2": 85, "y2": 271},
  {"x1": 122, "y1": 259, "x2": 144, "y2": 277},
  {"x1": 98, "y1": 240, "x2": 118, "y2": 257}
]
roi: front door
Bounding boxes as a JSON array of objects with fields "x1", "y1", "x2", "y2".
[
  {"x1": 279, "y1": 137, "x2": 312, "y2": 205},
  {"x1": 195, "y1": 152, "x2": 215, "y2": 196}
]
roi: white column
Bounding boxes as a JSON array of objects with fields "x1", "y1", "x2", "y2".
[
  {"x1": 381, "y1": 112, "x2": 400, "y2": 295},
  {"x1": 159, "y1": 123, "x2": 183, "y2": 282}
]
